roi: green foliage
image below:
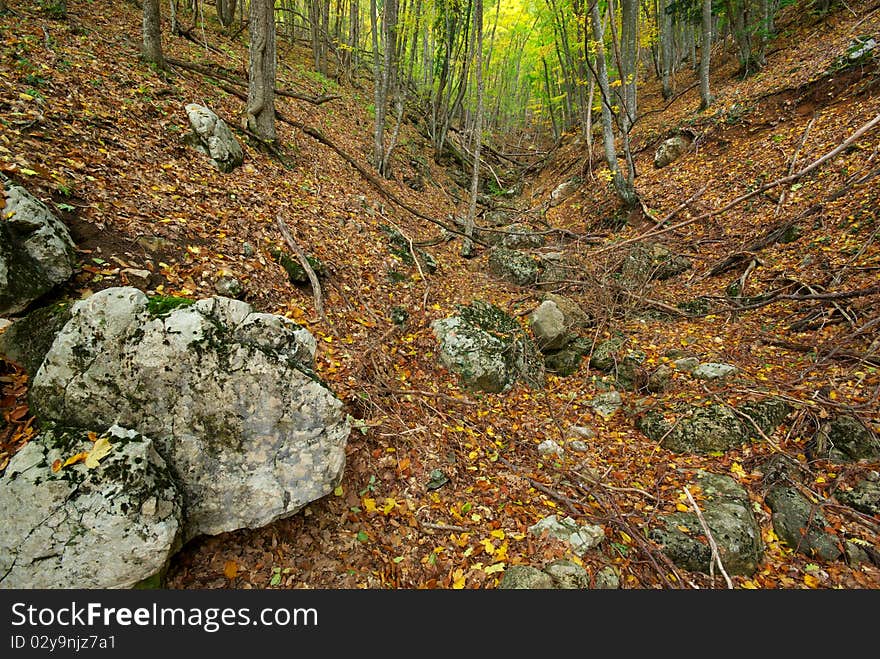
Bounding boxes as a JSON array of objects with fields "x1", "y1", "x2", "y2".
[{"x1": 146, "y1": 295, "x2": 195, "y2": 317}]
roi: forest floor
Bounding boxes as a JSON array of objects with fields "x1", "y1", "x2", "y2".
[{"x1": 1, "y1": 0, "x2": 880, "y2": 589}]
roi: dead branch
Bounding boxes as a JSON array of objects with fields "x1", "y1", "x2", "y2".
[
  {"x1": 275, "y1": 215, "x2": 326, "y2": 323},
  {"x1": 592, "y1": 111, "x2": 880, "y2": 257},
  {"x1": 760, "y1": 339, "x2": 880, "y2": 367},
  {"x1": 684, "y1": 486, "x2": 734, "y2": 589}
]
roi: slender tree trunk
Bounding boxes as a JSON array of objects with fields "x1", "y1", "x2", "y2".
[
  {"x1": 462, "y1": 0, "x2": 483, "y2": 258},
  {"x1": 216, "y1": 0, "x2": 236, "y2": 27},
  {"x1": 142, "y1": 0, "x2": 165, "y2": 68},
  {"x1": 660, "y1": 0, "x2": 674, "y2": 99},
  {"x1": 371, "y1": 0, "x2": 385, "y2": 168},
  {"x1": 247, "y1": 0, "x2": 277, "y2": 142},
  {"x1": 700, "y1": 0, "x2": 713, "y2": 109}
]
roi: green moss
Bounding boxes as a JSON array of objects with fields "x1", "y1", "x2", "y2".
[{"x1": 147, "y1": 295, "x2": 194, "y2": 317}]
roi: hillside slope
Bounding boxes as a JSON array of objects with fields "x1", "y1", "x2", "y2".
[{"x1": 1, "y1": 1, "x2": 879, "y2": 589}]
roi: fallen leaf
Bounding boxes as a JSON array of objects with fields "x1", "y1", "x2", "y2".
[{"x1": 84, "y1": 436, "x2": 113, "y2": 468}]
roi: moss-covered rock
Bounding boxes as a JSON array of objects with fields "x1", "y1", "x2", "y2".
[
  {"x1": 620, "y1": 242, "x2": 691, "y2": 286},
  {"x1": 765, "y1": 486, "x2": 841, "y2": 561},
  {"x1": 269, "y1": 247, "x2": 327, "y2": 284},
  {"x1": 0, "y1": 302, "x2": 71, "y2": 376},
  {"x1": 811, "y1": 415, "x2": 880, "y2": 463},
  {"x1": 488, "y1": 248, "x2": 541, "y2": 286}
]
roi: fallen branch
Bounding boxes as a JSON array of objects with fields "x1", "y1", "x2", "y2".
[
  {"x1": 592, "y1": 112, "x2": 880, "y2": 256},
  {"x1": 683, "y1": 486, "x2": 734, "y2": 589},
  {"x1": 275, "y1": 215, "x2": 326, "y2": 323},
  {"x1": 760, "y1": 339, "x2": 880, "y2": 367}
]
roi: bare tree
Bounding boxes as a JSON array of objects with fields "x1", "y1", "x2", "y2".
[
  {"x1": 247, "y1": 0, "x2": 277, "y2": 143},
  {"x1": 700, "y1": 0, "x2": 713, "y2": 109},
  {"x1": 142, "y1": 0, "x2": 165, "y2": 68},
  {"x1": 462, "y1": 0, "x2": 484, "y2": 257}
]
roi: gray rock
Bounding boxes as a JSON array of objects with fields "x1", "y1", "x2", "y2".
[
  {"x1": 590, "y1": 336, "x2": 626, "y2": 372},
  {"x1": 654, "y1": 135, "x2": 691, "y2": 168},
  {"x1": 488, "y1": 248, "x2": 541, "y2": 286},
  {"x1": 214, "y1": 274, "x2": 244, "y2": 299},
  {"x1": 550, "y1": 179, "x2": 580, "y2": 206},
  {"x1": 543, "y1": 559, "x2": 590, "y2": 589},
  {"x1": 591, "y1": 390, "x2": 622, "y2": 417},
  {"x1": 567, "y1": 425, "x2": 596, "y2": 440},
  {"x1": 812, "y1": 415, "x2": 880, "y2": 463},
  {"x1": 567, "y1": 440, "x2": 589, "y2": 453},
  {"x1": 0, "y1": 176, "x2": 76, "y2": 315},
  {"x1": 538, "y1": 439, "x2": 564, "y2": 458},
  {"x1": 184, "y1": 103, "x2": 244, "y2": 173},
  {"x1": 529, "y1": 294, "x2": 590, "y2": 352},
  {"x1": 639, "y1": 404, "x2": 744, "y2": 454},
  {"x1": 537, "y1": 252, "x2": 577, "y2": 289},
  {"x1": 431, "y1": 300, "x2": 544, "y2": 393},
  {"x1": 30, "y1": 287, "x2": 349, "y2": 540},
  {"x1": 528, "y1": 514, "x2": 605, "y2": 557},
  {"x1": 594, "y1": 566, "x2": 620, "y2": 589},
  {"x1": 499, "y1": 223, "x2": 546, "y2": 249},
  {"x1": 650, "y1": 472, "x2": 763, "y2": 576},
  {"x1": 835, "y1": 472, "x2": 880, "y2": 517},
  {"x1": 692, "y1": 362, "x2": 738, "y2": 380},
  {"x1": 673, "y1": 357, "x2": 700, "y2": 373},
  {"x1": 0, "y1": 425, "x2": 182, "y2": 588},
  {"x1": 620, "y1": 242, "x2": 691, "y2": 286},
  {"x1": 0, "y1": 302, "x2": 71, "y2": 376},
  {"x1": 647, "y1": 364, "x2": 674, "y2": 393},
  {"x1": 765, "y1": 486, "x2": 841, "y2": 561},
  {"x1": 499, "y1": 565, "x2": 554, "y2": 589}
]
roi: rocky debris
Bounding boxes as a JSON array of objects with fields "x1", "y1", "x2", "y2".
[
  {"x1": 588, "y1": 336, "x2": 647, "y2": 390},
  {"x1": 30, "y1": 287, "x2": 349, "y2": 540},
  {"x1": 0, "y1": 424, "x2": 182, "y2": 588},
  {"x1": 567, "y1": 425, "x2": 596, "y2": 440},
  {"x1": 765, "y1": 486, "x2": 842, "y2": 561},
  {"x1": 835, "y1": 471, "x2": 880, "y2": 517},
  {"x1": 549, "y1": 178, "x2": 581, "y2": 206},
  {"x1": 647, "y1": 364, "x2": 674, "y2": 393},
  {"x1": 620, "y1": 242, "x2": 691, "y2": 286},
  {"x1": 589, "y1": 336, "x2": 627, "y2": 372},
  {"x1": 594, "y1": 566, "x2": 621, "y2": 589},
  {"x1": 637, "y1": 399, "x2": 792, "y2": 454},
  {"x1": 488, "y1": 248, "x2": 541, "y2": 286},
  {"x1": 528, "y1": 514, "x2": 605, "y2": 557},
  {"x1": 538, "y1": 439, "x2": 564, "y2": 458},
  {"x1": 431, "y1": 300, "x2": 544, "y2": 393},
  {"x1": 0, "y1": 302, "x2": 71, "y2": 376},
  {"x1": 0, "y1": 176, "x2": 77, "y2": 315},
  {"x1": 810, "y1": 414, "x2": 880, "y2": 463},
  {"x1": 654, "y1": 134, "x2": 692, "y2": 168},
  {"x1": 498, "y1": 565, "x2": 554, "y2": 589},
  {"x1": 543, "y1": 559, "x2": 591, "y2": 589},
  {"x1": 542, "y1": 339, "x2": 592, "y2": 377},
  {"x1": 650, "y1": 472, "x2": 763, "y2": 576},
  {"x1": 499, "y1": 223, "x2": 546, "y2": 249},
  {"x1": 567, "y1": 440, "x2": 589, "y2": 453},
  {"x1": 184, "y1": 103, "x2": 244, "y2": 173},
  {"x1": 673, "y1": 356, "x2": 700, "y2": 373},
  {"x1": 591, "y1": 390, "x2": 622, "y2": 417},
  {"x1": 214, "y1": 274, "x2": 244, "y2": 299},
  {"x1": 692, "y1": 362, "x2": 738, "y2": 380},
  {"x1": 529, "y1": 294, "x2": 590, "y2": 351}
]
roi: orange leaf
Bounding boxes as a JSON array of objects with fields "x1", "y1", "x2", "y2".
[
  {"x1": 62, "y1": 452, "x2": 89, "y2": 468},
  {"x1": 51, "y1": 459, "x2": 62, "y2": 473},
  {"x1": 224, "y1": 560, "x2": 239, "y2": 579}
]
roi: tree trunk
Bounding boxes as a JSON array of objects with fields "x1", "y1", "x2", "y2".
[
  {"x1": 371, "y1": 0, "x2": 386, "y2": 169},
  {"x1": 247, "y1": 0, "x2": 277, "y2": 143},
  {"x1": 660, "y1": 0, "x2": 674, "y2": 99},
  {"x1": 143, "y1": 0, "x2": 165, "y2": 68},
  {"x1": 462, "y1": 0, "x2": 483, "y2": 258},
  {"x1": 216, "y1": 0, "x2": 236, "y2": 27},
  {"x1": 699, "y1": 0, "x2": 713, "y2": 109}
]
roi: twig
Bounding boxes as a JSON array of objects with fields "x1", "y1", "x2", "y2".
[
  {"x1": 776, "y1": 117, "x2": 815, "y2": 215},
  {"x1": 382, "y1": 389, "x2": 476, "y2": 406},
  {"x1": 420, "y1": 522, "x2": 470, "y2": 533},
  {"x1": 275, "y1": 215, "x2": 326, "y2": 323},
  {"x1": 683, "y1": 486, "x2": 734, "y2": 589}
]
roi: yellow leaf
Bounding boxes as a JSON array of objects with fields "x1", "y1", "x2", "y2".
[
  {"x1": 452, "y1": 569, "x2": 466, "y2": 589},
  {"x1": 481, "y1": 539, "x2": 496, "y2": 555},
  {"x1": 363, "y1": 497, "x2": 377, "y2": 513},
  {"x1": 382, "y1": 498, "x2": 396, "y2": 514},
  {"x1": 803, "y1": 574, "x2": 820, "y2": 588},
  {"x1": 730, "y1": 462, "x2": 746, "y2": 478},
  {"x1": 490, "y1": 529, "x2": 505, "y2": 539},
  {"x1": 741, "y1": 580, "x2": 758, "y2": 589},
  {"x1": 224, "y1": 560, "x2": 239, "y2": 579},
  {"x1": 676, "y1": 502, "x2": 690, "y2": 512},
  {"x1": 494, "y1": 542, "x2": 509, "y2": 562},
  {"x1": 333, "y1": 485, "x2": 344, "y2": 496},
  {"x1": 63, "y1": 452, "x2": 89, "y2": 468},
  {"x1": 85, "y1": 437, "x2": 113, "y2": 468},
  {"x1": 484, "y1": 562, "x2": 505, "y2": 575}
]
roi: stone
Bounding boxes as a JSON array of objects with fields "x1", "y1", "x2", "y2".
[
  {"x1": 499, "y1": 565, "x2": 554, "y2": 589},
  {"x1": 538, "y1": 439, "x2": 564, "y2": 458},
  {"x1": 0, "y1": 302, "x2": 71, "y2": 376},
  {"x1": 550, "y1": 179, "x2": 580, "y2": 206},
  {"x1": 835, "y1": 472, "x2": 880, "y2": 517},
  {"x1": 184, "y1": 103, "x2": 244, "y2": 173},
  {"x1": 639, "y1": 404, "x2": 744, "y2": 454},
  {"x1": 528, "y1": 515, "x2": 605, "y2": 557},
  {"x1": 647, "y1": 364, "x2": 674, "y2": 393},
  {"x1": 0, "y1": 175, "x2": 77, "y2": 315},
  {"x1": 543, "y1": 560, "x2": 590, "y2": 589},
  {"x1": 214, "y1": 274, "x2": 244, "y2": 299},
  {"x1": 673, "y1": 357, "x2": 700, "y2": 373},
  {"x1": 431, "y1": 300, "x2": 544, "y2": 393},
  {"x1": 591, "y1": 390, "x2": 622, "y2": 418},
  {"x1": 529, "y1": 294, "x2": 590, "y2": 352},
  {"x1": 620, "y1": 242, "x2": 691, "y2": 286},
  {"x1": 488, "y1": 248, "x2": 541, "y2": 286},
  {"x1": 654, "y1": 134, "x2": 691, "y2": 168},
  {"x1": 567, "y1": 440, "x2": 589, "y2": 453},
  {"x1": 0, "y1": 425, "x2": 182, "y2": 588},
  {"x1": 589, "y1": 336, "x2": 626, "y2": 372},
  {"x1": 567, "y1": 425, "x2": 596, "y2": 440},
  {"x1": 766, "y1": 486, "x2": 841, "y2": 561},
  {"x1": 121, "y1": 268, "x2": 153, "y2": 289},
  {"x1": 594, "y1": 566, "x2": 620, "y2": 589},
  {"x1": 499, "y1": 223, "x2": 546, "y2": 249},
  {"x1": 812, "y1": 415, "x2": 880, "y2": 463},
  {"x1": 30, "y1": 287, "x2": 349, "y2": 540},
  {"x1": 650, "y1": 472, "x2": 763, "y2": 576},
  {"x1": 692, "y1": 362, "x2": 738, "y2": 380}
]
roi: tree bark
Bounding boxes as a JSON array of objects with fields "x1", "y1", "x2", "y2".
[
  {"x1": 699, "y1": 0, "x2": 713, "y2": 109},
  {"x1": 215, "y1": 0, "x2": 236, "y2": 27},
  {"x1": 142, "y1": 0, "x2": 165, "y2": 68},
  {"x1": 247, "y1": 0, "x2": 277, "y2": 143},
  {"x1": 462, "y1": 0, "x2": 484, "y2": 257}
]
